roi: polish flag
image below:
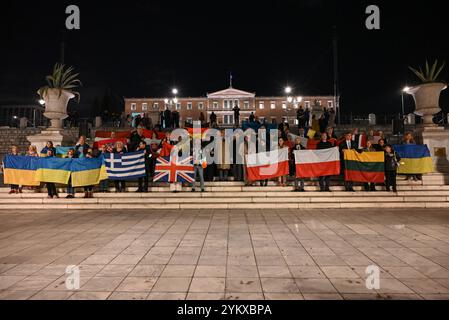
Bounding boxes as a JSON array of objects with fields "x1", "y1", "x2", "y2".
[
  {"x1": 245, "y1": 148, "x2": 289, "y2": 181},
  {"x1": 294, "y1": 147, "x2": 340, "y2": 178}
]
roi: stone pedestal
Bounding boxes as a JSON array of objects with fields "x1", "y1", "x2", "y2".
[
  {"x1": 414, "y1": 125, "x2": 449, "y2": 173},
  {"x1": 27, "y1": 129, "x2": 75, "y2": 153}
]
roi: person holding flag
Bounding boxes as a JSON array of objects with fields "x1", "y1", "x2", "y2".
[
  {"x1": 339, "y1": 132, "x2": 356, "y2": 192},
  {"x1": 317, "y1": 132, "x2": 334, "y2": 192}
]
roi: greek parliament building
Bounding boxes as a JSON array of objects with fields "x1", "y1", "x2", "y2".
[{"x1": 124, "y1": 86, "x2": 335, "y2": 127}]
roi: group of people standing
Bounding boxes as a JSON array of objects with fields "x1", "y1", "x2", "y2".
[{"x1": 4, "y1": 125, "x2": 421, "y2": 196}]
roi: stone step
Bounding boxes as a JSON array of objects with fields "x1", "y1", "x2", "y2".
[
  {"x1": 1, "y1": 190, "x2": 449, "y2": 199},
  {"x1": 0, "y1": 202, "x2": 448, "y2": 210},
  {"x1": 0, "y1": 195, "x2": 447, "y2": 204}
]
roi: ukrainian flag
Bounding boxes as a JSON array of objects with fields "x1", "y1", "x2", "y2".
[
  {"x1": 36, "y1": 157, "x2": 72, "y2": 184},
  {"x1": 70, "y1": 157, "x2": 108, "y2": 187},
  {"x1": 40, "y1": 146, "x2": 75, "y2": 158},
  {"x1": 344, "y1": 150, "x2": 385, "y2": 183},
  {"x1": 3, "y1": 155, "x2": 40, "y2": 186},
  {"x1": 394, "y1": 144, "x2": 433, "y2": 174}
]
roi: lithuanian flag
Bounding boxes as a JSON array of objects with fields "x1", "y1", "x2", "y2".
[
  {"x1": 3, "y1": 155, "x2": 40, "y2": 186},
  {"x1": 344, "y1": 150, "x2": 385, "y2": 183},
  {"x1": 393, "y1": 144, "x2": 433, "y2": 174}
]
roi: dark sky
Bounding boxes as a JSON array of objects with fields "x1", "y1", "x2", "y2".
[{"x1": 0, "y1": 0, "x2": 448, "y2": 116}]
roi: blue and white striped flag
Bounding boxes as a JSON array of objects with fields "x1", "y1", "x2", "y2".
[{"x1": 104, "y1": 151, "x2": 146, "y2": 180}]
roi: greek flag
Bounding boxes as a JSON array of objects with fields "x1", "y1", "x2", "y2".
[{"x1": 103, "y1": 150, "x2": 146, "y2": 180}]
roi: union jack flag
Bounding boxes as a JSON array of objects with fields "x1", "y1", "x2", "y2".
[{"x1": 153, "y1": 155, "x2": 194, "y2": 183}]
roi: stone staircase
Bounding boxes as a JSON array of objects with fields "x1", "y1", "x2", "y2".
[{"x1": 1, "y1": 174, "x2": 449, "y2": 209}]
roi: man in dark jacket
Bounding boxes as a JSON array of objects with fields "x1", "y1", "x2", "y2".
[
  {"x1": 296, "y1": 107, "x2": 305, "y2": 131},
  {"x1": 339, "y1": 132, "x2": 356, "y2": 191},
  {"x1": 164, "y1": 108, "x2": 172, "y2": 129},
  {"x1": 317, "y1": 132, "x2": 333, "y2": 192},
  {"x1": 137, "y1": 141, "x2": 151, "y2": 192},
  {"x1": 130, "y1": 127, "x2": 145, "y2": 151},
  {"x1": 233, "y1": 104, "x2": 240, "y2": 126}
]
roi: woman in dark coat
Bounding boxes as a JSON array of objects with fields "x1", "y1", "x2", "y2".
[{"x1": 384, "y1": 144, "x2": 401, "y2": 192}]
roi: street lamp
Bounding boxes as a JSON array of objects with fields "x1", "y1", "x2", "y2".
[
  {"x1": 284, "y1": 86, "x2": 303, "y2": 125},
  {"x1": 401, "y1": 86, "x2": 410, "y2": 118}
]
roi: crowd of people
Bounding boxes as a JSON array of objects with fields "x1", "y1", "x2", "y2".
[{"x1": 4, "y1": 121, "x2": 423, "y2": 197}]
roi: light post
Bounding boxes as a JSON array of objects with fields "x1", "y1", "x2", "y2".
[
  {"x1": 284, "y1": 86, "x2": 302, "y2": 125},
  {"x1": 164, "y1": 88, "x2": 179, "y2": 128},
  {"x1": 401, "y1": 86, "x2": 410, "y2": 119},
  {"x1": 37, "y1": 99, "x2": 45, "y2": 127}
]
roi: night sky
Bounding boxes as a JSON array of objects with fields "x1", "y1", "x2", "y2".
[{"x1": 0, "y1": 0, "x2": 448, "y2": 117}]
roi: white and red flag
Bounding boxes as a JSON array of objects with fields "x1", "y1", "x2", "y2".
[
  {"x1": 245, "y1": 148, "x2": 289, "y2": 181},
  {"x1": 294, "y1": 147, "x2": 340, "y2": 178}
]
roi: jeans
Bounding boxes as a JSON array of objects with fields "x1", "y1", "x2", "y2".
[
  {"x1": 364, "y1": 182, "x2": 376, "y2": 191},
  {"x1": 295, "y1": 178, "x2": 305, "y2": 190},
  {"x1": 233, "y1": 164, "x2": 243, "y2": 181},
  {"x1": 138, "y1": 175, "x2": 149, "y2": 191},
  {"x1": 100, "y1": 180, "x2": 109, "y2": 192},
  {"x1": 47, "y1": 183, "x2": 57, "y2": 196},
  {"x1": 344, "y1": 180, "x2": 354, "y2": 190},
  {"x1": 219, "y1": 170, "x2": 228, "y2": 181},
  {"x1": 385, "y1": 170, "x2": 397, "y2": 191},
  {"x1": 67, "y1": 185, "x2": 74, "y2": 195},
  {"x1": 114, "y1": 180, "x2": 126, "y2": 192},
  {"x1": 192, "y1": 165, "x2": 205, "y2": 190},
  {"x1": 319, "y1": 176, "x2": 330, "y2": 191}
]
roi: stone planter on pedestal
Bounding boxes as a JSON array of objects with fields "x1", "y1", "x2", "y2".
[
  {"x1": 27, "y1": 88, "x2": 77, "y2": 151},
  {"x1": 406, "y1": 82, "x2": 449, "y2": 174},
  {"x1": 406, "y1": 82, "x2": 447, "y2": 125}
]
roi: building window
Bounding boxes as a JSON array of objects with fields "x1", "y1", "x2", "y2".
[
  {"x1": 186, "y1": 117, "x2": 193, "y2": 124},
  {"x1": 259, "y1": 102, "x2": 264, "y2": 109},
  {"x1": 130, "y1": 103, "x2": 137, "y2": 111},
  {"x1": 213, "y1": 101, "x2": 218, "y2": 109},
  {"x1": 176, "y1": 103, "x2": 181, "y2": 110},
  {"x1": 142, "y1": 103, "x2": 148, "y2": 111},
  {"x1": 282, "y1": 102, "x2": 287, "y2": 109},
  {"x1": 223, "y1": 114, "x2": 234, "y2": 125},
  {"x1": 270, "y1": 101, "x2": 276, "y2": 109},
  {"x1": 198, "y1": 102, "x2": 204, "y2": 110},
  {"x1": 305, "y1": 101, "x2": 310, "y2": 108},
  {"x1": 271, "y1": 117, "x2": 276, "y2": 124},
  {"x1": 244, "y1": 101, "x2": 249, "y2": 109},
  {"x1": 327, "y1": 101, "x2": 333, "y2": 108},
  {"x1": 234, "y1": 99, "x2": 239, "y2": 107},
  {"x1": 153, "y1": 102, "x2": 159, "y2": 110},
  {"x1": 187, "y1": 102, "x2": 193, "y2": 110}
]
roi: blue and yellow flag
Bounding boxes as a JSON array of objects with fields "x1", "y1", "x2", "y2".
[
  {"x1": 394, "y1": 144, "x2": 433, "y2": 174},
  {"x1": 71, "y1": 157, "x2": 108, "y2": 187},
  {"x1": 40, "y1": 146, "x2": 76, "y2": 158},
  {"x1": 36, "y1": 157, "x2": 72, "y2": 184},
  {"x1": 3, "y1": 155, "x2": 40, "y2": 186}
]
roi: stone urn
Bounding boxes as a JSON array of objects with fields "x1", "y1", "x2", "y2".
[
  {"x1": 40, "y1": 88, "x2": 75, "y2": 130},
  {"x1": 406, "y1": 82, "x2": 447, "y2": 125}
]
